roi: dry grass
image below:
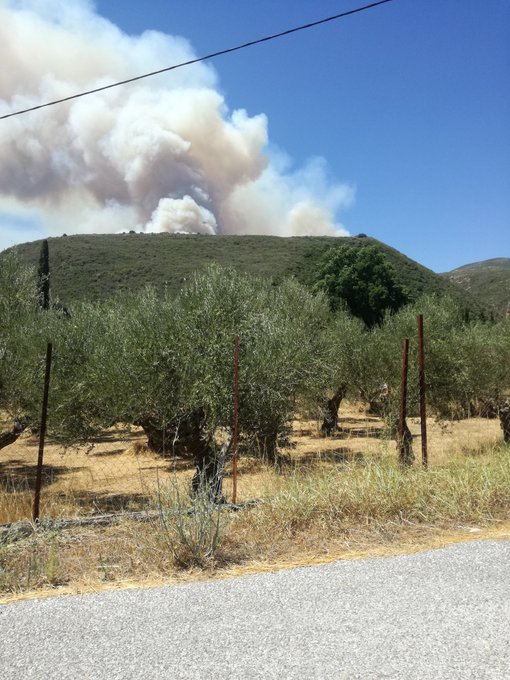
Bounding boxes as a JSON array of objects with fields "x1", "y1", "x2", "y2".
[
  {"x1": 1, "y1": 404, "x2": 508, "y2": 602},
  {"x1": 1, "y1": 404, "x2": 503, "y2": 524},
  {"x1": 0, "y1": 426, "x2": 169, "y2": 524}
]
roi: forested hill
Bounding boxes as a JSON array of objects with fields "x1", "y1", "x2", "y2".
[
  {"x1": 3, "y1": 233, "x2": 491, "y2": 316},
  {"x1": 442, "y1": 258, "x2": 510, "y2": 317}
]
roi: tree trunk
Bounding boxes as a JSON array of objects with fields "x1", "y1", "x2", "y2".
[
  {"x1": 255, "y1": 430, "x2": 290, "y2": 470},
  {"x1": 190, "y1": 436, "x2": 225, "y2": 502},
  {"x1": 499, "y1": 399, "x2": 510, "y2": 445},
  {"x1": 136, "y1": 419, "x2": 176, "y2": 454},
  {"x1": 137, "y1": 413, "x2": 225, "y2": 501},
  {"x1": 396, "y1": 421, "x2": 414, "y2": 466},
  {"x1": 321, "y1": 386, "x2": 346, "y2": 437},
  {"x1": 0, "y1": 420, "x2": 27, "y2": 452},
  {"x1": 260, "y1": 430, "x2": 278, "y2": 462}
]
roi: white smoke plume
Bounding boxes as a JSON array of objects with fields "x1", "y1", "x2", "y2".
[{"x1": 0, "y1": 0, "x2": 354, "y2": 247}]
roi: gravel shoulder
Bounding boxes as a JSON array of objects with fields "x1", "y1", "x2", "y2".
[{"x1": 1, "y1": 539, "x2": 509, "y2": 679}]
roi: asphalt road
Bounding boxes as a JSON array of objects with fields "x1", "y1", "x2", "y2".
[{"x1": 1, "y1": 540, "x2": 509, "y2": 679}]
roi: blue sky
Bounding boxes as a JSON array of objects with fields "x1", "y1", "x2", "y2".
[{"x1": 1, "y1": 0, "x2": 509, "y2": 272}]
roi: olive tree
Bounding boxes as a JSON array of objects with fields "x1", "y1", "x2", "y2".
[
  {"x1": 319, "y1": 310, "x2": 367, "y2": 435},
  {"x1": 455, "y1": 320, "x2": 510, "y2": 442},
  {"x1": 367, "y1": 296, "x2": 510, "y2": 446},
  {"x1": 160, "y1": 268, "x2": 332, "y2": 478},
  {"x1": 41, "y1": 267, "x2": 332, "y2": 494},
  {"x1": 235, "y1": 276, "x2": 331, "y2": 461},
  {"x1": 319, "y1": 295, "x2": 500, "y2": 458},
  {"x1": 0, "y1": 252, "x2": 52, "y2": 450}
]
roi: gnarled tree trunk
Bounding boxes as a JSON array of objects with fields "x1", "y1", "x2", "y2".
[
  {"x1": 321, "y1": 386, "x2": 346, "y2": 436},
  {"x1": 136, "y1": 419, "x2": 175, "y2": 454},
  {"x1": 137, "y1": 411, "x2": 225, "y2": 501},
  {"x1": 255, "y1": 427, "x2": 291, "y2": 470},
  {"x1": 0, "y1": 420, "x2": 27, "y2": 452},
  {"x1": 499, "y1": 399, "x2": 510, "y2": 445},
  {"x1": 188, "y1": 432, "x2": 223, "y2": 501},
  {"x1": 258, "y1": 430, "x2": 278, "y2": 463},
  {"x1": 367, "y1": 383, "x2": 390, "y2": 418}
]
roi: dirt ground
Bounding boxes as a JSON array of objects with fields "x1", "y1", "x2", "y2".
[{"x1": 0, "y1": 403, "x2": 503, "y2": 524}]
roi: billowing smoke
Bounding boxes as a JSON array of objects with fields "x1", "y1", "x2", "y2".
[{"x1": 0, "y1": 0, "x2": 354, "y2": 245}]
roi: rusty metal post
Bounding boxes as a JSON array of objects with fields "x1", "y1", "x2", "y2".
[
  {"x1": 398, "y1": 337, "x2": 410, "y2": 463},
  {"x1": 232, "y1": 335, "x2": 239, "y2": 505},
  {"x1": 417, "y1": 315, "x2": 428, "y2": 469},
  {"x1": 32, "y1": 342, "x2": 53, "y2": 522}
]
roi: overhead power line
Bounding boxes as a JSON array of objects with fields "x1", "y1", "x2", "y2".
[{"x1": 0, "y1": 0, "x2": 395, "y2": 121}]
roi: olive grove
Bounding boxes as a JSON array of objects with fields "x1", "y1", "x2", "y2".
[{"x1": 1, "y1": 253, "x2": 509, "y2": 497}]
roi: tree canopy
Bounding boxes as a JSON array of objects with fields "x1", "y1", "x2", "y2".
[
  {"x1": 314, "y1": 244, "x2": 409, "y2": 326},
  {"x1": 1, "y1": 252, "x2": 509, "y2": 474}
]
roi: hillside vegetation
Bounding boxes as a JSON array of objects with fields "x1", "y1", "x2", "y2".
[
  {"x1": 3, "y1": 233, "x2": 490, "y2": 316},
  {"x1": 442, "y1": 258, "x2": 510, "y2": 317}
]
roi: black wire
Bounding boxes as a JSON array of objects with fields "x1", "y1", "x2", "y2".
[{"x1": 0, "y1": 0, "x2": 395, "y2": 121}]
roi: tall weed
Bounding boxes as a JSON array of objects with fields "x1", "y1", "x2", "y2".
[{"x1": 153, "y1": 474, "x2": 228, "y2": 568}]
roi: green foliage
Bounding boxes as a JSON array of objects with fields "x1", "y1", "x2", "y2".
[
  {"x1": 321, "y1": 308, "x2": 367, "y2": 399},
  {"x1": 2, "y1": 233, "x2": 489, "y2": 319},
  {"x1": 314, "y1": 244, "x2": 409, "y2": 326},
  {"x1": 322, "y1": 294, "x2": 510, "y2": 433},
  {"x1": 0, "y1": 253, "x2": 49, "y2": 425},
  {"x1": 0, "y1": 251, "x2": 38, "y2": 324},
  {"x1": 374, "y1": 296, "x2": 464, "y2": 410},
  {"x1": 1, "y1": 251, "x2": 508, "y2": 460},
  {"x1": 365, "y1": 296, "x2": 510, "y2": 420},
  {"x1": 16, "y1": 266, "x2": 331, "y2": 458}
]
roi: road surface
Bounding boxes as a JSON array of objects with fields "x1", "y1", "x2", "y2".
[{"x1": 1, "y1": 539, "x2": 509, "y2": 679}]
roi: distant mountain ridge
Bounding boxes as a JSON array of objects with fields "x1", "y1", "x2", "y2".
[
  {"x1": 442, "y1": 258, "x2": 510, "y2": 316},
  {"x1": 2, "y1": 233, "x2": 494, "y2": 318},
  {"x1": 452, "y1": 258, "x2": 510, "y2": 270}
]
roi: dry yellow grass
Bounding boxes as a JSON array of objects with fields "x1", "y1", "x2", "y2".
[
  {"x1": 1, "y1": 404, "x2": 508, "y2": 602},
  {"x1": 2, "y1": 516, "x2": 509, "y2": 606},
  {"x1": 1, "y1": 403, "x2": 503, "y2": 524}
]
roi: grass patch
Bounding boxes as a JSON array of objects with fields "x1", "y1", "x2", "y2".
[
  {"x1": 1, "y1": 441, "x2": 508, "y2": 601},
  {"x1": 235, "y1": 445, "x2": 510, "y2": 544}
]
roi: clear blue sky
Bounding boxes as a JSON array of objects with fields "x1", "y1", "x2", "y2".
[{"x1": 3, "y1": 0, "x2": 510, "y2": 272}]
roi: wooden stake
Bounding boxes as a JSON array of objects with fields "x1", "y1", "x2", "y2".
[
  {"x1": 232, "y1": 335, "x2": 239, "y2": 504},
  {"x1": 398, "y1": 337, "x2": 412, "y2": 465},
  {"x1": 33, "y1": 343, "x2": 53, "y2": 522},
  {"x1": 417, "y1": 315, "x2": 428, "y2": 469}
]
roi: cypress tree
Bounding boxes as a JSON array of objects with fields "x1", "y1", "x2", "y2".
[{"x1": 37, "y1": 239, "x2": 50, "y2": 310}]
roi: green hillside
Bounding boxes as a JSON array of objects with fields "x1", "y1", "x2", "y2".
[
  {"x1": 2, "y1": 233, "x2": 490, "y2": 316},
  {"x1": 442, "y1": 259, "x2": 510, "y2": 317}
]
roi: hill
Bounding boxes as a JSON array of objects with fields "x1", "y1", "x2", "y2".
[
  {"x1": 2, "y1": 233, "x2": 490, "y2": 316},
  {"x1": 442, "y1": 258, "x2": 510, "y2": 317}
]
